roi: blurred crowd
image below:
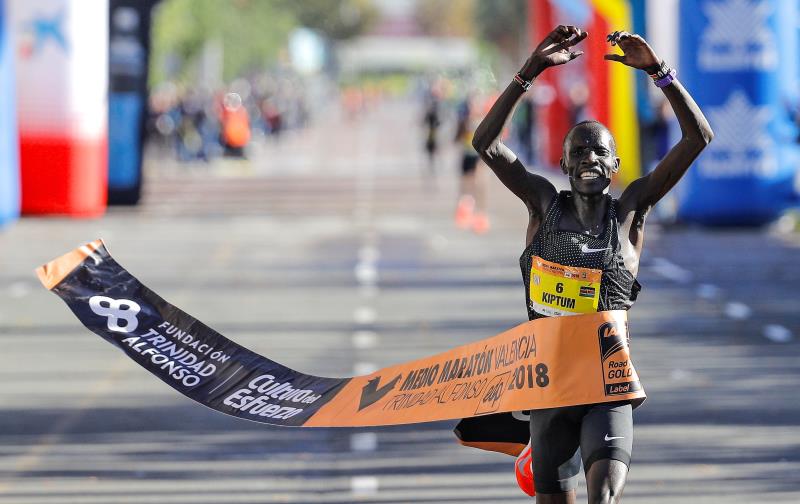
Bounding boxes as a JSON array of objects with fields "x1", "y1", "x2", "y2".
[{"x1": 147, "y1": 74, "x2": 310, "y2": 162}]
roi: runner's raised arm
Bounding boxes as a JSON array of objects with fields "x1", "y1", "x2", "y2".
[
  {"x1": 472, "y1": 25, "x2": 587, "y2": 216},
  {"x1": 608, "y1": 31, "x2": 714, "y2": 214}
]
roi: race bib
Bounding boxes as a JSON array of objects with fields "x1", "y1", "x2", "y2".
[{"x1": 529, "y1": 256, "x2": 602, "y2": 316}]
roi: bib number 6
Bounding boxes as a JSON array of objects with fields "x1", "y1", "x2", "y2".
[{"x1": 89, "y1": 296, "x2": 141, "y2": 333}]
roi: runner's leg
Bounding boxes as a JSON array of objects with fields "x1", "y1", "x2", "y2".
[
  {"x1": 585, "y1": 459, "x2": 627, "y2": 504},
  {"x1": 580, "y1": 402, "x2": 633, "y2": 503},
  {"x1": 530, "y1": 407, "x2": 583, "y2": 502}
]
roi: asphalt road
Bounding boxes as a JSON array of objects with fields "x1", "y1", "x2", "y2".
[{"x1": 0, "y1": 99, "x2": 798, "y2": 503}]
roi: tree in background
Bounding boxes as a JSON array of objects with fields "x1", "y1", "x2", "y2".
[
  {"x1": 279, "y1": 0, "x2": 377, "y2": 40},
  {"x1": 413, "y1": 0, "x2": 528, "y2": 76},
  {"x1": 414, "y1": 0, "x2": 476, "y2": 38},
  {"x1": 473, "y1": 0, "x2": 528, "y2": 64},
  {"x1": 150, "y1": 0, "x2": 377, "y2": 85}
]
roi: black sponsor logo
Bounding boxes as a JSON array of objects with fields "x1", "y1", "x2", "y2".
[
  {"x1": 358, "y1": 374, "x2": 402, "y2": 411},
  {"x1": 598, "y1": 322, "x2": 628, "y2": 361},
  {"x1": 475, "y1": 372, "x2": 510, "y2": 415},
  {"x1": 598, "y1": 321, "x2": 640, "y2": 396}
]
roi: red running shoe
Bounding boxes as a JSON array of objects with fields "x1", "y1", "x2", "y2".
[{"x1": 515, "y1": 442, "x2": 535, "y2": 496}]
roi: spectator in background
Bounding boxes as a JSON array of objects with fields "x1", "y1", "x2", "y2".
[
  {"x1": 513, "y1": 95, "x2": 536, "y2": 166},
  {"x1": 422, "y1": 91, "x2": 442, "y2": 175},
  {"x1": 262, "y1": 97, "x2": 283, "y2": 139},
  {"x1": 567, "y1": 81, "x2": 590, "y2": 125},
  {"x1": 454, "y1": 94, "x2": 491, "y2": 234},
  {"x1": 220, "y1": 92, "x2": 251, "y2": 158}
]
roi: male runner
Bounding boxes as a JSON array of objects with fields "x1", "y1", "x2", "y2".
[{"x1": 457, "y1": 26, "x2": 713, "y2": 503}]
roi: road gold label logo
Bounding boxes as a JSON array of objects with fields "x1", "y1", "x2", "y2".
[{"x1": 598, "y1": 321, "x2": 641, "y2": 396}]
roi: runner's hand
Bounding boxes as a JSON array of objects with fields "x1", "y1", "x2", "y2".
[
  {"x1": 604, "y1": 31, "x2": 660, "y2": 70},
  {"x1": 522, "y1": 25, "x2": 587, "y2": 78}
]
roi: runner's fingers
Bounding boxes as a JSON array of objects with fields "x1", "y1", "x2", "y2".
[
  {"x1": 617, "y1": 32, "x2": 636, "y2": 48},
  {"x1": 551, "y1": 30, "x2": 587, "y2": 52},
  {"x1": 562, "y1": 30, "x2": 588, "y2": 48},
  {"x1": 607, "y1": 30, "x2": 634, "y2": 46},
  {"x1": 564, "y1": 25, "x2": 588, "y2": 42},
  {"x1": 552, "y1": 25, "x2": 569, "y2": 37},
  {"x1": 608, "y1": 30, "x2": 636, "y2": 48},
  {"x1": 626, "y1": 33, "x2": 647, "y2": 48},
  {"x1": 604, "y1": 53, "x2": 626, "y2": 63},
  {"x1": 547, "y1": 25, "x2": 571, "y2": 43}
]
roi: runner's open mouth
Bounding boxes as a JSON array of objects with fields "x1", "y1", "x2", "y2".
[{"x1": 579, "y1": 169, "x2": 603, "y2": 180}]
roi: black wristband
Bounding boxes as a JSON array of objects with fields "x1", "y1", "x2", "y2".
[
  {"x1": 643, "y1": 62, "x2": 661, "y2": 75},
  {"x1": 646, "y1": 60, "x2": 671, "y2": 80},
  {"x1": 513, "y1": 73, "x2": 533, "y2": 91}
]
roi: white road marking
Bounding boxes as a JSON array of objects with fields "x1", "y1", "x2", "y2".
[
  {"x1": 353, "y1": 307, "x2": 376, "y2": 325},
  {"x1": 8, "y1": 282, "x2": 31, "y2": 298},
  {"x1": 724, "y1": 302, "x2": 752, "y2": 320},
  {"x1": 354, "y1": 263, "x2": 378, "y2": 285},
  {"x1": 350, "y1": 476, "x2": 379, "y2": 496},
  {"x1": 670, "y1": 369, "x2": 692, "y2": 382},
  {"x1": 350, "y1": 432, "x2": 378, "y2": 452},
  {"x1": 773, "y1": 213, "x2": 796, "y2": 234},
  {"x1": 353, "y1": 362, "x2": 378, "y2": 376},
  {"x1": 763, "y1": 324, "x2": 793, "y2": 343},
  {"x1": 696, "y1": 283, "x2": 721, "y2": 300},
  {"x1": 651, "y1": 257, "x2": 693, "y2": 284},
  {"x1": 352, "y1": 330, "x2": 378, "y2": 349}
]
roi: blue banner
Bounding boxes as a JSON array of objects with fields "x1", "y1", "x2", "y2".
[
  {"x1": 0, "y1": 0, "x2": 19, "y2": 228},
  {"x1": 108, "y1": 0, "x2": 157, "y2": 205},
  {"x1": 678, "y1": 0, "x2": 800, "y2": 225},
  {"x1": 109, "y1": 93, "x2": 144, "y2": 189}
]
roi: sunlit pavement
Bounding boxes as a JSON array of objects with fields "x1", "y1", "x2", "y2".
[{"x1": 1, "y1": 99, "x2": 799, "y2": 503}]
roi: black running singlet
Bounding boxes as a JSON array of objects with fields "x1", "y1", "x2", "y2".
[
  {"x1": 520, "y1": 191, "x2": 640, "y2": 320},
  {"x1": 453, "y1": 191, "x2": 643, "y2": 456}
]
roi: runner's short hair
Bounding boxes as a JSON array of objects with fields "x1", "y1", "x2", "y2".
[{"x1": 562, "y1": 120, "x2": 616, "y2": 157}]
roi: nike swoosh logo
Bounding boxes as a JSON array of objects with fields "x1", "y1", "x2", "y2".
[
  {"x1": 581, "y1": 243, "x2": 611, "y2": 253},
  {"x1": 604, "y1": 434, "x2": 624, "y2": 441}
]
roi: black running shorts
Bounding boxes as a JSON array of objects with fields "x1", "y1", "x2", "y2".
[{"x1": 530, "y1": 401, "x2": 633, "y2": 494}]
